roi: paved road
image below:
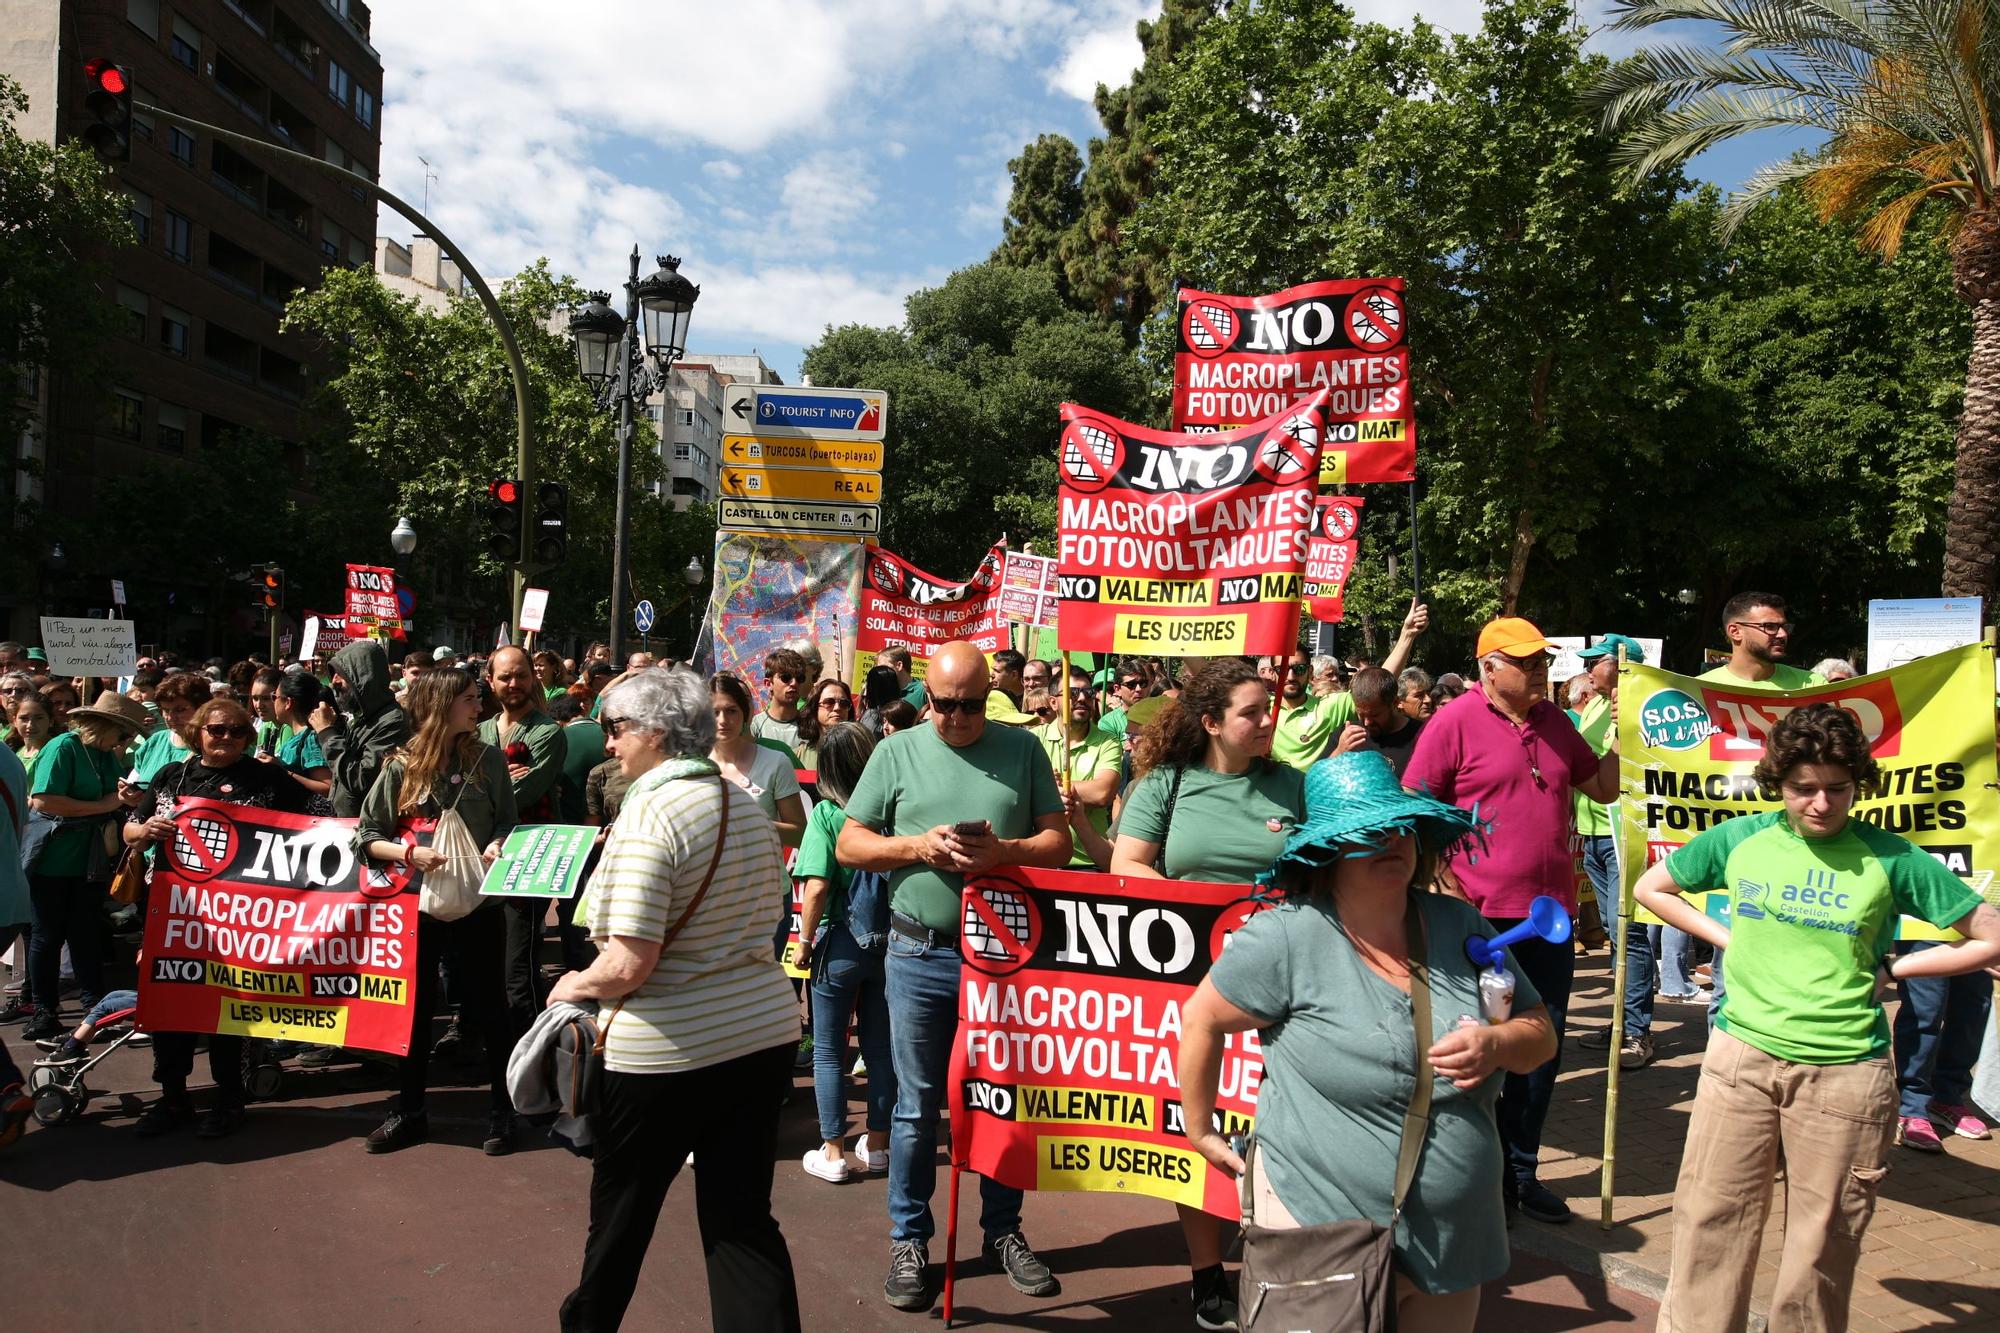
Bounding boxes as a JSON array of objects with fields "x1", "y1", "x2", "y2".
[{"x1": 0, "y1": 1036, "x2": 1656, "y2": 1330}]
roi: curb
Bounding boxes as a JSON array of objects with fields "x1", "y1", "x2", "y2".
[{"x1": 1506, "y1": 1221, "x2": 1770, "y2": 1333}]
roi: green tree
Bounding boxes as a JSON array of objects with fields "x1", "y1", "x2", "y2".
[
  {"x1": 0, "y1": 73, "x2": 132, "y2": 573},
  {"x1": 283, "y1": 261, "x2": 711, "y2": 644},
  {"x1": 802, "y1": 263, "x2": 1148, "y2": 575},
  {"x1": 1594, "y1": 0, "x2": 2000, "y2": 602},
  {"x1": 993, "y1": 133, "x2": 1085, "y2": 303}
]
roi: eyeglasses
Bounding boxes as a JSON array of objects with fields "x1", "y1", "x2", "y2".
[
  {"x1": 1286, "y1": 663, "x2": 1310, "y2": 675},
  {"x1": 1070, "y1": 687, "x2": 1096, "y2": 700},
  {"x1": 202, "y1": 724, "x2": 254, "y2": 740},
  {"x1": 1118, "y1": 679, "x2": 1143, "y2": 691},
  {"x1": 1733, "y1": 621, "x2": 1794, "y2": 635},
  {"x1": 818, "y1": 697, "x2": 852, "y2": 711},
  {"x1": 1501, "y1": 652, "x2": 1554, "y2": 672},
  {"x1": 927, "y1": 692, "x2": 987, "y2": 716},
  {"x1": 770, "y1": 672, "x2": 803, "y2": 684},
  {"x1": 604, "y1": 716, "x2": 640, "y2": 739}
]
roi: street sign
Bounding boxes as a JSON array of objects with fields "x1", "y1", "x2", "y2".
[
  {"x1": 111, "y1": 579, "x2": 126, "y2": 606},
  {"x1": 634, "y1": 599, "x2": 656, "y2": 634},
  {"x1": 724, "y1": 384, "x2": 887, "y2": 441},
  {"x1": 721, "y1": 433, "x2": 884, "y2": 472},
  {"x1": 721, "y1": 465, "x2": 881, "y2": 505},
  {"x1": 719, "y1": 498, "x2": 880, "y2": 538}
]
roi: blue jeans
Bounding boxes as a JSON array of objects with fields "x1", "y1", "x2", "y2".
[
  {"x1": 885, "y1": 929, "x2": 1023, "y2": 1246},
  {"x1": 809, "y1": 924, "x2": 895, "y2": 1145},
  {"x1": 1583, "y1": 836, "x2": 1655, "y2": 1039},
  {"x1": 1892, "y1": 940, "x2": 1994, "y2": 1118},
  {"x1": 1653, "y1": 924, "x2": 1697, "y2": 996},
  {"x1": 1708, "y1": 947, "x2": 1727, "y2": 1029},
  {"x1": 84, "y1": 989, "x2": 139, "y2": 1027}
]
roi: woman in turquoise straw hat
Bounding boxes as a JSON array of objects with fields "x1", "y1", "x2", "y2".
[{"x1": 1179, "y1": 751, "x2": 1558, "y2": 1332}]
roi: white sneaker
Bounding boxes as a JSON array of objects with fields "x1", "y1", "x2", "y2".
[
  {"x1": 803, "y1": 1147, "x2": 849, "y2": 1182},
  {"x1": 852, "y1": 1135, "x2": 889, "y2": 1173}
]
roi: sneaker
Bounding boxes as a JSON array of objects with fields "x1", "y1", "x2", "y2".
[
  {"x1": 884, "y1": 1239, "x2": 933, "y2": 1311},
  {"x1": 0, "y1": 997, "x2": 34, "y2": 1024},
  {"x1": 986, "y1": 1230, "x2": 1061, "y2": 1296},
  {"x1": 1897, "y1": 1114, "x2": 1945, "y2": 1153},
  {"x1": 21, "y1": 1011, "x2": 60, "y2": 1042},
  {"x1": 1516, "y1": 1180, "x2": 1572, "y2": 1224},
  {"x1": 0, "y1": 1081, "x2": 29, "y2": 1150},
  {"x1": 195, "y1": 1106, "x2": 246, "y2": 1139},
  {"x1": 294, "y1": 1045, "x2": 342, "y2": 1068},
  {"x1": 33, "y1": 1040, "x2": 85, "y2": 1068},
  {"x1": 430, "y1": 1024, "x2": 467, "y2": 1063},
  {"x1": 134, "y1": 1099, "x2": 192, "y2": 1137},
  {"x1": 1928, "y1": 1103, "x2": 1993, "y2": 1140},
  {"x1": 1658, "y1": 986, "x2": 1713, "y2": 1005},
  {"x1": 851, "y1": 1134, "x2": 889, "y2": 1173},
  {"x1": 482, "y1": 1110, "x2": 515, "y2": 1156},
  {"x1": 1577, "y1": 1028, "x2": 1615, "y2": 1050},
  {"x1": 1619, "y1": 1035, "x2": 1655, "y2": 1069},
  {"x1": 852, "y1": 1053, "x2": 868, "y2": 1078},
  {"x1": 1192, "y1": 1264, "x2": 1239, "y2": 1330},
  {"x1": 803, "y1": 1146, "x2": 849, "y2": 1182},
  {"x1": 365, "y1": 1109, "x2": 429, "y2": 1154},
  {"x1": 794, "y1": 1033, "x2": 815, "y2": 1072}
]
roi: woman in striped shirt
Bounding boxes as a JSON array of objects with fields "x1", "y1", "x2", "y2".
[{"x1": 549, "y1": 667, "x2": 802, "y2": 1333}]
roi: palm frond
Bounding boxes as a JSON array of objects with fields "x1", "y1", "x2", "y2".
[{"x1": 1852, "y1": 177, "x2": 1970, "y2": 254}]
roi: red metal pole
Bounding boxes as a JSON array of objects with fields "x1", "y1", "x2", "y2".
[{"x1": 941, "y1": 1162, "x2": 963, "y2": 1325}]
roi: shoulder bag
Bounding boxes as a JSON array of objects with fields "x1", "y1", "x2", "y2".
[
  {"x1": 418, "y1": 768, "x2": 488, "y2": 922},
  {"x1": 1238, "y1": 894, "x2": 1433, "y2": 1333},
  {"x1": 567, "y1": 774, "x2": 732, "y2": 1116}
]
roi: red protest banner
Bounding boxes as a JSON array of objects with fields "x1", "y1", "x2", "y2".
[
  {"x1": 946, "y1": 866, "x2": 1268, "y2": 1219},
  {"x1": 1303, "y1": 496, "x2": 1365, "y2": 623},
  {"x1": 1173, "y1": 278, "x2": 1415, "y2": 485},
  {"x1": 1056, "y1": 391, "x2": 1325, "y2": 658},
  {"x1": 850, "y1": 542, "x2": 1008, "y2": 690},
  {"x1": 137, "y1": 799, "x2": 420, "y2": 1054},
  {"x1": 343, "y1": 563, "x2": 404, "y2": 640}
]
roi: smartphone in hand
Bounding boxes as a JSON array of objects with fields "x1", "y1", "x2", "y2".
[{"x1": 951, "y1": 820, "x2": 992, "y2": 839}]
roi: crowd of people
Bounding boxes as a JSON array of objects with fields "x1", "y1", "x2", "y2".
[{"x1": 1, "y1": 593, "x2": 1997, "y2": 1333}]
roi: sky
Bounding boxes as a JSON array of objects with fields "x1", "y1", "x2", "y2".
[{"x1": 368, "y1": 0, "x2": 1806, "y2": 383}]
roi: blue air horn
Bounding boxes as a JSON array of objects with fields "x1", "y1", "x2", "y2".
[{"x1": 1463, "y1": 895, "x2": 1572, "y2": 1024}]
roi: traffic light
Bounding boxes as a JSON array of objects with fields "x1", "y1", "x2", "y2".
[
  {"x1": 533, "y1": 482, "x2": 568, "y2": 565},
  {"x1": 260, "y1": 565, "x2": 284, "y2": 611},
  {"x1": 80, "y1": 58, "x2": 132, "y2": 164},
  {"x1": 485, "y1": 478, "x2": 523, "y2": 561}
]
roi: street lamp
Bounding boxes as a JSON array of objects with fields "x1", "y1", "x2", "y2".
[
  {"x1": 389, "y1": 516, "x2": 418, "y2": 557},
  {"x1": 568, "y1": 249, "x2": 700, "y2": 665},
  {"x1": 683, "y1": 555, "x2": 704, "y2": 659}
]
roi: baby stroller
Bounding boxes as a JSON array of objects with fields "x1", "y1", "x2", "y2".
[{"x1": 27, "y1": 1008, "x2": 285, "y2": 1125}]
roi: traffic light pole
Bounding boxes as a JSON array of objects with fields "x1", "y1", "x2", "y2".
[
  {"x1": 135, "y1": 102, "x2": 539, "y2": 641},
  {"x1": 608, "y1": 249, "x2": 638, "y2": 666}
]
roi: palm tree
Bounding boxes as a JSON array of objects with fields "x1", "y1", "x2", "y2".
[{"x1": 1592, "y1": 0, "x2": 2000, "y2": 600}]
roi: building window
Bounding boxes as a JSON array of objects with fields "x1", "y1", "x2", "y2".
[
  {"x1": 347, "y1": 235, "x2": 367, "y2": 267},
  {"x1": 156, "y1": 402, "x2": 187, "y2": 453},
  {"x1": 674, "y1": 443, "x2": 690, "y2": 460},
  {"x1": 678, "y1": 409, "x2": 694, "y2": 426},
  {"x1": 132, "y1": 86, "x2": 154, "y2": 140},
  {"x1": 327, "y1": 61, "x2": 352, "y2": 105},
  {"x1": 116, "y1": 284, "x2": 147, "y2": 339},
  {"x1": 168, "y1": 125, "x2": 195, "y2": 166},
  {"x1": 321, "y1": 217, "x2": 341, "y2": 261},
  {"x1": 112, "y1": 390, "x2": 144, "y2": 440},
  {"x1": 170, "y1": 15, "x2": 201, "y2": 70},
  {"x1": 159, "y1": 306, "x2": 190, "y2": 357},
  {"x1": 163, "y1": 210, "x2": 191, "y2": 262},
  {"x1": 123, "y1": 186, "x2": 151, "y2": 242},
  {"x1": 353, "y1": 87, "x2": 376, "y2": 129},
  {"x1": 127, "y1": 0, "x2": 159, "y2": 35}
]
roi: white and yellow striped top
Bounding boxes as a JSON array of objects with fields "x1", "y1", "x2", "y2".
[{"x1": 587, "y1": 774, "x2": 799, "y2": 1074}]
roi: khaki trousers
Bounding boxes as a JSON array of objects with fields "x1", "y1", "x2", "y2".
[{"x1": 1661, "y1": 1029, "x2": 1895, "y2": 1333}]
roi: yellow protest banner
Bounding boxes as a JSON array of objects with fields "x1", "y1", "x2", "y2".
[{"x1": 1615, "y1": 639, "x2": 2000, "y2": 940}]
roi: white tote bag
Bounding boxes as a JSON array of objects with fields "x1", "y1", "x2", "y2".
[{"x1": 418, "y1": 778, "x2": 487, "y2": 922}]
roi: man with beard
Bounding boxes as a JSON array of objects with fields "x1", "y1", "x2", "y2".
[
  {"x1": 1266, "y1": 600, "x2": 1430, "y2": 771},
  {"x1": 1035, "y1": 662, "x2": 1122, "y2": 868},
  {"x1": 1346, "y1": 665, "x2": 1426, "y2": 779},
  {"x1": 480, "y1": 646, "x2": 567, "y2": 1051},
  {"x1": 311, "y1": 640, "x2": 410, "y2": 818}
]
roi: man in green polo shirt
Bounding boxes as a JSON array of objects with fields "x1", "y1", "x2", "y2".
[
  {"x1": 838, "y1": 641, "x2": 1070, "y2": 1314},
  {"x1": 1695, "y1": 591, "x2": 1825, "y2": 1024},
  {"x1": 1267, "y1": 599, "x2": 1431, "y2": 770},
  {"x1": 1036, "y1": 662, "x2": 1122, "y2": 867}
]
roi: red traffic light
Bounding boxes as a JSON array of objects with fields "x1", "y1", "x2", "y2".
[
  {"x1": 87, "y1": 60, "x2": 128, "y2": 95},
  {"x1": 490, "y1": 479, "x2": 519, "y2": 504}
]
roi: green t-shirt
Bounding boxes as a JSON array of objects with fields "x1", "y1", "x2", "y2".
[
  {"x1": 28, "y1": 731, "x2": 121, "y2": 876},
  {"x1": 130, "y1": 728, "x2": 191, "y2": 784},
  {"x1": 901, "y1": 678, "x2": 928, "y2": 710},
  {"x1": 843, "y1": 721, "x2": 1064, "y2": 930},
  {"x1": 793, "y1": 800, "x2": 852, "y2": 924},
  {"x1": 1569, "y1": 695, "x2": 1613, "y2": 838},
  {"x1": 1665, "y1": 810, "x2": 1981, "y2": 1064},
  {"x1": 1098, "y1": 706, "x2": 1129, "y2": 738},
  {"x1": 1270, "y1": 692, "x2": 1357, "y2": 771},
  {"x1": 1035, "y1": 719, "x2": 1123, "y2": 868},
  {"x1": 558, "y1": 720, "x2": 606, "y2": 824},
  {"x1": 1696, "y1": 662, "x2": 1826, "y2": 692},
  {"x1": 1209, "y1": 893, "x2": 1542, "y2": 1294},
  {"x1": 750, "y1": 710, "x2": 802, "y2": 754},
  {"x1": 1118, "y1": 762, "x2": 1305, "y2": 883},
  {"x1": 276, "y1": 726, "x2": 326, "y2": 774}
]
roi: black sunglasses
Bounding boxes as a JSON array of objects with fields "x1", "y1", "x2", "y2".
[
  {"x1": 927, "y1": 693, "x2": 987, "y2": 716},
  {"x1": 203, "y1": 724, "x2": 254, "y2": 740}
]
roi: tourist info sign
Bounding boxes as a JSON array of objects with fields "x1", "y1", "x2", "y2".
[
  {"x1": 724, "y1": 384, "x2": 888, "y2": 441},
  {"x1": 722, "y1": 433, "x2": 885, "y2": 472}
]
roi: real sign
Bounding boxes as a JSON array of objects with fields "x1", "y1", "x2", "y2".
[
  {"x1": 725, "y1": 384, "x2": 887, "y2": 441},
  {"x1": 722, "y1": 466, "x2": 882, "y2": 505}
]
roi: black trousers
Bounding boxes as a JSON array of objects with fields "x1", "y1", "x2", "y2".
[
  {"x1": 152, "y1": 1031, "x2": 244, "y2": 1108},
  {"x1": 400, "y1": 906, "x2": 513, "y2": 1113},
  {"x1": 560, "y1": 1043, "x2": 800, "y2": 1333},
  {"x1": 29, "y1": 872, "x2": 105, "y2": 1013},
  {"x1": 1490, "y1": 924, "x2": 1574, "y2": 1187},
  {"x1": 501, "y1": 897, "x2": 547, "y2": 1032}
]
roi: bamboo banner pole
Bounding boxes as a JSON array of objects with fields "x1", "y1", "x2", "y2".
[{"x1": 1600, "y1": 646, "x2": 1629, "y2": 1228}]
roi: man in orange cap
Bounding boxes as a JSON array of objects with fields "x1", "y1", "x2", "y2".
[{"x1": 1404, "y1": 614, "x2": 1620, "y2": 1225}]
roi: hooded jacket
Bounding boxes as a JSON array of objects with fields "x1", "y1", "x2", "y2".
[{"x1": 319, "y1": 640, "x2": 410, "y2": 818}]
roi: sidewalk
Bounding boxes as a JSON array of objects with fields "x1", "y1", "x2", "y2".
[{"x1": 1519, "y1": 951, "x2": 2000, "y2": 1332}]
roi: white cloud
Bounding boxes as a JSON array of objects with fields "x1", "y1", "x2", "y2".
[
  {"x1": 781, "y1": 152, "x2": 880, "y2": 245},
  {"x1": 695, "y1": 262, "x2": 946, "y2": 347},
  {"x1": 962, "y1": 171, "x2": 1014, "y2": 237},
  {"x1": 1048, "y1": 10, "x2": 1148, "y2": 103},
  {"x1": 702, "y1": 160, "x2": 744, "y2": 181}
]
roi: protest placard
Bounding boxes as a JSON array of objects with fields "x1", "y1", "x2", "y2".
[
  {"x1": 947, "y1": 866, "x2": 1267, "y2": 1218},
  {"x1": 38, "y1": 616, "x2": 138, "y2": 676},
  {"x1": 137, "y1": 800, "x2": 421, "y2": 1054},
  {"x1": 1173, "y1": 278, "x2": 1415, "y2": 485},
  {"x1": 479, "y1": 824, "x2": 596, "y2": 899},
  {"x1": 1056, "y1": 391, "x2": 1326, "y2": 658},
  {"x1": 850, "y1": 543, "x2": 1008, "y2": 690},
  {"x1": 1617, "y1": 641, "x2": 2000, "y2": 939},
  {"x1": 1866, "y1": 597, "x2": 1983, "y2": 674},
  {"x1": 1301, "y1": 496, "x2": 1364, "y2": 623},
  {"x1": 343, "y1": 563, "x2": 403, "y2": 640},
  {"x1": 999, "y1": 550, "x2": 1060, "y2": 628}
]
